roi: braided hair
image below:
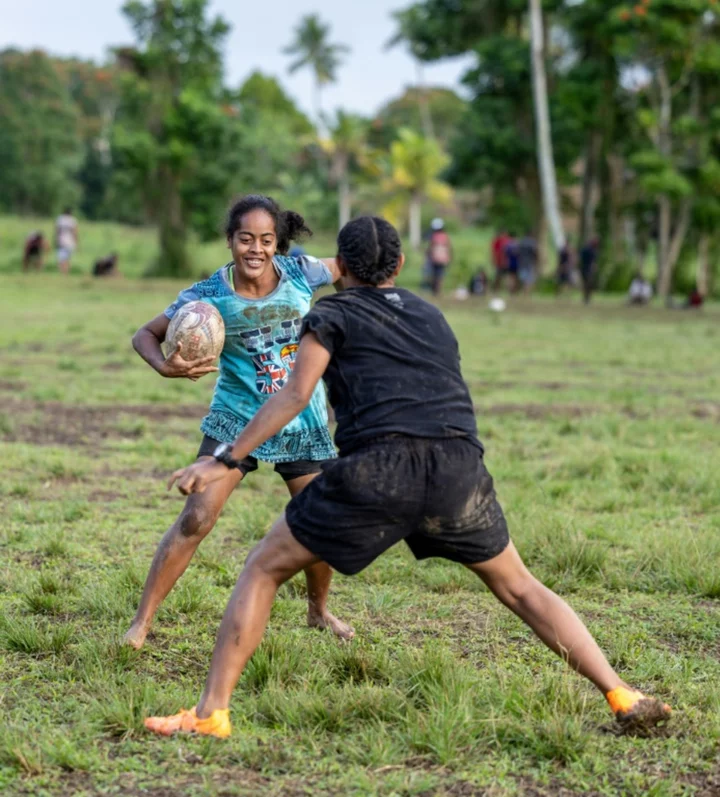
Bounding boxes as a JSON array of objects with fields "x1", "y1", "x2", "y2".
[
  {"x1": 336, "y1": 217, "x2": 402, "y2": 286},
  {"x1": 225, "y1": 195, "x2": 312, "y2": 255}
]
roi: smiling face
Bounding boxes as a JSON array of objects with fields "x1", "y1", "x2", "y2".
[{"x1": 228, "y1": 209, "x2": 278, "y2": 284}]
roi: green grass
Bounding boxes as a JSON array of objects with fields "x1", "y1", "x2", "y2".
[
  {"x1": 0, "y1": 271, "x2": 719, "y2": 795},
  {"x1": 0, "y1": 213, "x2": 492, "y2": 287}
]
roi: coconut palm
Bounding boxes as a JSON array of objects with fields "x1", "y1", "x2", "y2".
[
  {"x1": 319, "y1": 110, "x2": 370, "y2": 227},
  {"x1": 382, "y1": 128, "x2": 452, "y2": 249},
  {"x1": 283, "y1": 14, "x2": 349, "y2": 125}
]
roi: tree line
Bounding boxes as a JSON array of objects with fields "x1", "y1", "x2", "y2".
[
  {"x1": 394, "y1": 0, "x2": 720, "y2": 298},
  {"x1": 1, "y1": 0, "x2": 718, "y2": 298}
]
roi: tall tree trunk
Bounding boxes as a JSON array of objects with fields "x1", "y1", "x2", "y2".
[
  {"x1": 537, "y1": 213, "x2": 548, "y2": 277},
  {"x1": 580, "y1": 131, "x2": 601, "y2": 244},
  {"x1": 529, "y1": 0, "x2": 565, "y2": 251},
  {"x1": 155, "y1": 164, "x2": 190, "y2": 277},
  {"x1": 697, "y1": 233, "x2": 710, "y2": 297},
  {"x1": 314, "y1": 77, "x2": 323, "y2": 131},
  {"x1": 655, "y1": 63, "x2": 673, "y2": 301},
  {"x1": 409, "y1": 193, "x2": 422, "y2": 250},
  {"x1": 338, "y1": 170, "x2": 351, "y2": 228},
  {"x1": 656, "y1": 195, "x2": 672, "y2": 298}
]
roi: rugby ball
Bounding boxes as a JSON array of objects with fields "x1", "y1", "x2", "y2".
[{"x1": 165, "y1": 301, "x2": 225, "y2": 361}]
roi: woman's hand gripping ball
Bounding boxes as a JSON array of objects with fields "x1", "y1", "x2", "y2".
[{"x1": 160, "y1": 341, "x2": 219, "y2": 381}]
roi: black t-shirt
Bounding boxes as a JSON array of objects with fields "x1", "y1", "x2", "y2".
[{"x1": 301, "y1": 287, "x2": 483, "y2": 457}]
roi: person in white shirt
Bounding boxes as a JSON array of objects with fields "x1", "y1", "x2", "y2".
[
  {"x1": 628, "y1": 272, "x2": 652, "y2": 305},
  {"x1": 55, "y1": 207, "x2": 78, "y2": 274}
]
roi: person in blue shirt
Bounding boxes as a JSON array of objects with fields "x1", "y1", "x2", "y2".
[{"x1": 123, "y1": 195, "x2": 353, "y2": 649}]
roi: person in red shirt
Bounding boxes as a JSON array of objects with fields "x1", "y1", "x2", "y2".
[{"x1": 491, "y1": 230, "x2": 511, "y2": 290}]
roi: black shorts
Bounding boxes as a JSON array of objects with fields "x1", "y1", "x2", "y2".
[
  {"x1": 197, "y1": 435, "x2": 327, "y2": 482},
  {"x1": 286, "y1": 436, "x2": 509, "y2": 576},
  {"x1": 431, "y1": 263, "x2": 447, "y2": 280}
]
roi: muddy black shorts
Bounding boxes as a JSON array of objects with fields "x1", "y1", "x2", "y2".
[
  {"x1": 285, "y1": 436, "x2": 509, "y2": 576},
  {"x1": 197, "y1": 435, "x2": 327, "y2": 482}
]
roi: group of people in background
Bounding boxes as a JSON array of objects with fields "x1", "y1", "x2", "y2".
[
  {"x1": 23, "y1": 207, "x2": 78, "y2": 273},
  {"x1": 491, "y1": 231, "x2": 539, "y2": 294},
  {"x1": 22, "y1": 208, "x2": 119, "y2": 277}
]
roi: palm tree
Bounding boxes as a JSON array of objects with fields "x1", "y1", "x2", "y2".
[
  {"x1": 529, "y1": 0, "x2": 565, "y2": 251},
  {"x1": 319, "y1": 110, "x2": 370, "y2": 227},
  {"x1": 283, "y1": 14, "x2": 349, "y2": 125},
  {"x1": 382, "y1": 128, "x2": 452, "y2": 249}
]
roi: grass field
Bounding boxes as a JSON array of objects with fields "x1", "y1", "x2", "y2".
[
  {"x1": 1, "y1": 272, "x2": 719, "y2": 796},
  {"x1": 0, "y1": 214, "x2": 492, "y2": 288}
]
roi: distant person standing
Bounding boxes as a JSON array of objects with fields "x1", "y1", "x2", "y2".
[
  {"x1": 427, "y1": 218, "x2": 452, "y2": 297},
  {"x1": 23, "y1": 231, "x2": 47, "y2": 272},
  {"x1": 628, "y1": 272, "x2": 652, "y2": 306},
  {"x1": 55, "y1": 207, "x2": 78, "y2": 274},
  {"x1": 556, "y1": 241, "x2": 574, "y2": 294},
  {"x1": 580, "y1": 238, "x2": 599, "y2": 304},
  {"x1": 518, "y1": 232, "x2": 538, "y2": 292},
  {"x1": 504, "y1": 232, "x2": 521, "y2": 293},
  {"x1": 491, "y1": 229, "x2": 510, "y2": 290}
]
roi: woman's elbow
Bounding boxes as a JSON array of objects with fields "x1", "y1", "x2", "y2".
[
  {"x1": 131, "y1": 328, "x2": 143, "y2": 352},
  {"x1": 287, "y1": 382, "x2": 313, "y2": 409}
]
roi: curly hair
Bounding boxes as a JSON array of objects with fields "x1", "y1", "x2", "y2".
[
  {"x1": 336, "y1": 216, "x2": 402, "y2": 286},
  {"x1": 225, "y1": 195, "x2": 312, "y2": 255}
]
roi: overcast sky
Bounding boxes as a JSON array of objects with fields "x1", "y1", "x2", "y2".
[{"x1": 3, "y1": 0, "x2": 472, "y2": 116}]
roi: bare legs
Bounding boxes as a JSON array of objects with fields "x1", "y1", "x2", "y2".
[
  {"x1": 193, "y1": 534, "x2": 627, "y2": 719},
  {"x1": 468, "y1": 543, "x2": 622, "y2": 693},
  {"x1": 286, "y1": 475, "x2": 354, "y2": 641},
  {"x1": 196, "y1": 518, "x2": 315, "y2": 717},
  {"x1": 124, "y1": 464, "x2": 243, "y2": 649},
  {"x1": 124, "y1": 463, "x2": 350, "y2": 649}
]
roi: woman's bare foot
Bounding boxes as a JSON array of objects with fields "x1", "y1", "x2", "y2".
[
  {"x1": 123, "y1": 619, "x2": 151, "y2": 650},
  {"x1": 307, "y1": 608, "x2": 355, "y2": 640}
]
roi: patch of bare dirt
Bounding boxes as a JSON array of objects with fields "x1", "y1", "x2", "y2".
[
  {"x1": 87, "y1": 489, "x2": 126, "y2": 503},
  {"x1": 480, "y1": 403, "x2": 588, "y2": 420},
  {"x1": 101, "y1": 360, "x2": 131, "y2": 371},
  {"x1": 0, "y1": 379, "x2": 26, "y2": 391},
  {"x1": 678, "y1": 765, "x2": 720, "y2": 797},
  {"x1": 692, "y1": 401, "x2": 720, "y2": 422},
  {"x1": 1, "y1": 398, "x2": 207, "y2": 447},
  {"x1": 512, "y1": 777, "x2": 602, "y2": 797}
]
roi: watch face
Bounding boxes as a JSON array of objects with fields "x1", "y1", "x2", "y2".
[{"x1": 213, "y1": 443, "x2": 230, "y2": 458}]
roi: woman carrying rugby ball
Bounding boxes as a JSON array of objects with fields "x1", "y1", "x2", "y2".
[{"x1": 124, "y1": 195, "x2": 352, "y2": 650}]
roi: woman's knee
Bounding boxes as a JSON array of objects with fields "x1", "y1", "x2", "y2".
[
  {"x1": 177, "y1": 500, "x2": 218, "y2": 539},
  {"x1": 495, "y1": 572, "x2": 540, "y2": 610},
  {"x1": 244, "y1": 524, "x2": 311, "y2": 583}
]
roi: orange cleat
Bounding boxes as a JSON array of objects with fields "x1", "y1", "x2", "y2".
[
  {"x1": 144, "y1": 707, "x2": 231, "y2": 739},
  {"x1": 606, "y1": 686, "x2": 671, "y2": 729}
]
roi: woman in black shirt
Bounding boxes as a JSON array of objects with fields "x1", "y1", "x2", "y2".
[{"x1": 145, "y1": 217, "x2": 671, "y2": 739}]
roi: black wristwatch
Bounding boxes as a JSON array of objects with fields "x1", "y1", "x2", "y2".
[{"x1": 212, "y1": 442, "x2": 241, "y2": 470}]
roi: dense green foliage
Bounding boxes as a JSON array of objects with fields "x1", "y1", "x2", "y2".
[
  {"x1": 0, "y1": 50, "x2": 83, "y2": 215},
  {"x1": 2, "y1": 0, "x2": 720, "y2": 292},
  {"x1": 394, "y1": 0, "x2": 720, "y2": 295}
]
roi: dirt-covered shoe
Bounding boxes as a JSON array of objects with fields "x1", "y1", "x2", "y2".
[{"x1": 606, "y1": 686, "x2": 671, "y2": 729}]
